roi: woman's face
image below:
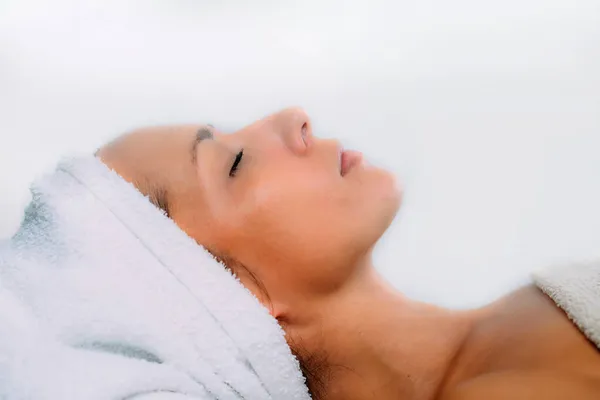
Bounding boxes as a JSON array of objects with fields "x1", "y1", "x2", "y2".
[{"x1": 99, "y1": 108, "x2": 401, "y2": 313}]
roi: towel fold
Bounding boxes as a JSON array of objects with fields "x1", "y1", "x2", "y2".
[
  {"x1": 533, "y1": 260, "x2": 600, "y2": 349},
  {"x1": 0, "y1": 156, "x2": 310, "y2": 400}
]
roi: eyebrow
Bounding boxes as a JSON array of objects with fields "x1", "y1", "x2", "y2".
[{"x1": 191, "y1": 126, "x2": 214, "y2": 164}]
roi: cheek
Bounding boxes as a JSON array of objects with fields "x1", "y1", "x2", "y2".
[
  {"x1": 236, "y1": 174, "x2": 360, "y2": 293},
  {"x1": 229, "y1": 161, "x2": 402, "y2": 296}
]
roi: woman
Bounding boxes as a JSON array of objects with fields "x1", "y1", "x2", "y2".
[{"x1": 95, "y1": 107, "x2": 600, "y2": 399}]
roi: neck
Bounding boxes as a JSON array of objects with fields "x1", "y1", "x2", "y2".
[{"x1": 295, "y1": 265, "x2": 474, "y2": 400}]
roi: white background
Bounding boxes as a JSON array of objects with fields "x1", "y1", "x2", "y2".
[{"x1": 1, "y1": 0, "x2": 599, "y2": 307}]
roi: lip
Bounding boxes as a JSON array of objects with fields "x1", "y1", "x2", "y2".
[{"x1": 340, "y1": 148, "x2": 363, "y2": 176}]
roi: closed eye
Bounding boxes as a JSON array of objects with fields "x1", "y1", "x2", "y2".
[{"x1": 229, "y1": 150, "x2": 244, "y2": 177}]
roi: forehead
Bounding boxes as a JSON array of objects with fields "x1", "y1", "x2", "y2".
[
  {"x1": 101, "y1": 125, "x2": 199, "y2": 155},
  {"x1": 99, "y1": 124, "x2": 205, "y2": 193}
]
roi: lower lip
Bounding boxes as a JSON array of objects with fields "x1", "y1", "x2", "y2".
[{"x1": 340, "y1": 150, "x2": 363, "y2": 176}]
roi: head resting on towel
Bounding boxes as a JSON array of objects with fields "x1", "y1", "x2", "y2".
[{"x1": 97, "y1": 107, "x2": 402, "y2": 397}]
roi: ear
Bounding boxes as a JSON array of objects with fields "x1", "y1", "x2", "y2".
[
  {"x1": 209, "y1": 253, "x2": 294, "y2": 323},
  {"x1": 225, "y1": 261, "x2": 288, "y2": 321},
  {"x1": 263, "y1": 302, "x2": 291, "y2": 328},
  {"x1": 266, "y1": 300, "x2": 289, "y2": 322}
]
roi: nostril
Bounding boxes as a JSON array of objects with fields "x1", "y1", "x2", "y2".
[{"x1": 301, "y1": 122, "x2": 308, "y2": 144}]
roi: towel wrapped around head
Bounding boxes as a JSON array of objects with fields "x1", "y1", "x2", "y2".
[{"x1": 0, "y1": 156, "x2": 311, "y2": 400}]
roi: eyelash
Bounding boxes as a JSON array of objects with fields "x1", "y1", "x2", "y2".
[{"x1": 229, "y1": 149, "x2": 244, "y2": 177}]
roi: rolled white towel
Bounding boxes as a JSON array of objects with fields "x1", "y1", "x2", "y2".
[
  {"x1": 533, "y1": 260, "x2": 600, "y2": 349},
  {"x1": 0, "y1": 156, "x2": 310, "y2": 400}
]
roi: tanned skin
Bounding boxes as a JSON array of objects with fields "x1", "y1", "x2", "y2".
[{"x1": 98, "y1": 108, "x2": 600, "y2": 399}]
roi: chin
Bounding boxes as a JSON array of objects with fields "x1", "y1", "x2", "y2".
[
  {"x1": 355, "y1": 171, "x2": 402, "y2": 246},
  {"x1": 374, "y1": 172, "x2": 403, "y2": 230},
  {"x1": 374, "y1": 166, "x2": 402, "y2": 207}
]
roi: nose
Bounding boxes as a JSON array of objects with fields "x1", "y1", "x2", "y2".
[{"x1": 275, "y1": 107, "x2": 313, "y2": 155}]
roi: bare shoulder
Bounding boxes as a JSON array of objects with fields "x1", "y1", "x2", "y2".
[{"x1": 440, "y1": 370, "x2": 600, "y2": 400}]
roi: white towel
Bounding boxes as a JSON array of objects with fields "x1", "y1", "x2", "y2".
[
  {"x1": 0, "y1": 156, "x2": 310, "y2": 400},
  {"x1": 533, "y1": 260, "x2": 600, "y2": 349}
]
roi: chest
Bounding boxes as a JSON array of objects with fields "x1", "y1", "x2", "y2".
[
  {"x1": 443, "y1": 287, "x2": 600, "y2": 399},
  {"x1": 442, "y1": 370, "x2": 600, "y2": 400}
]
